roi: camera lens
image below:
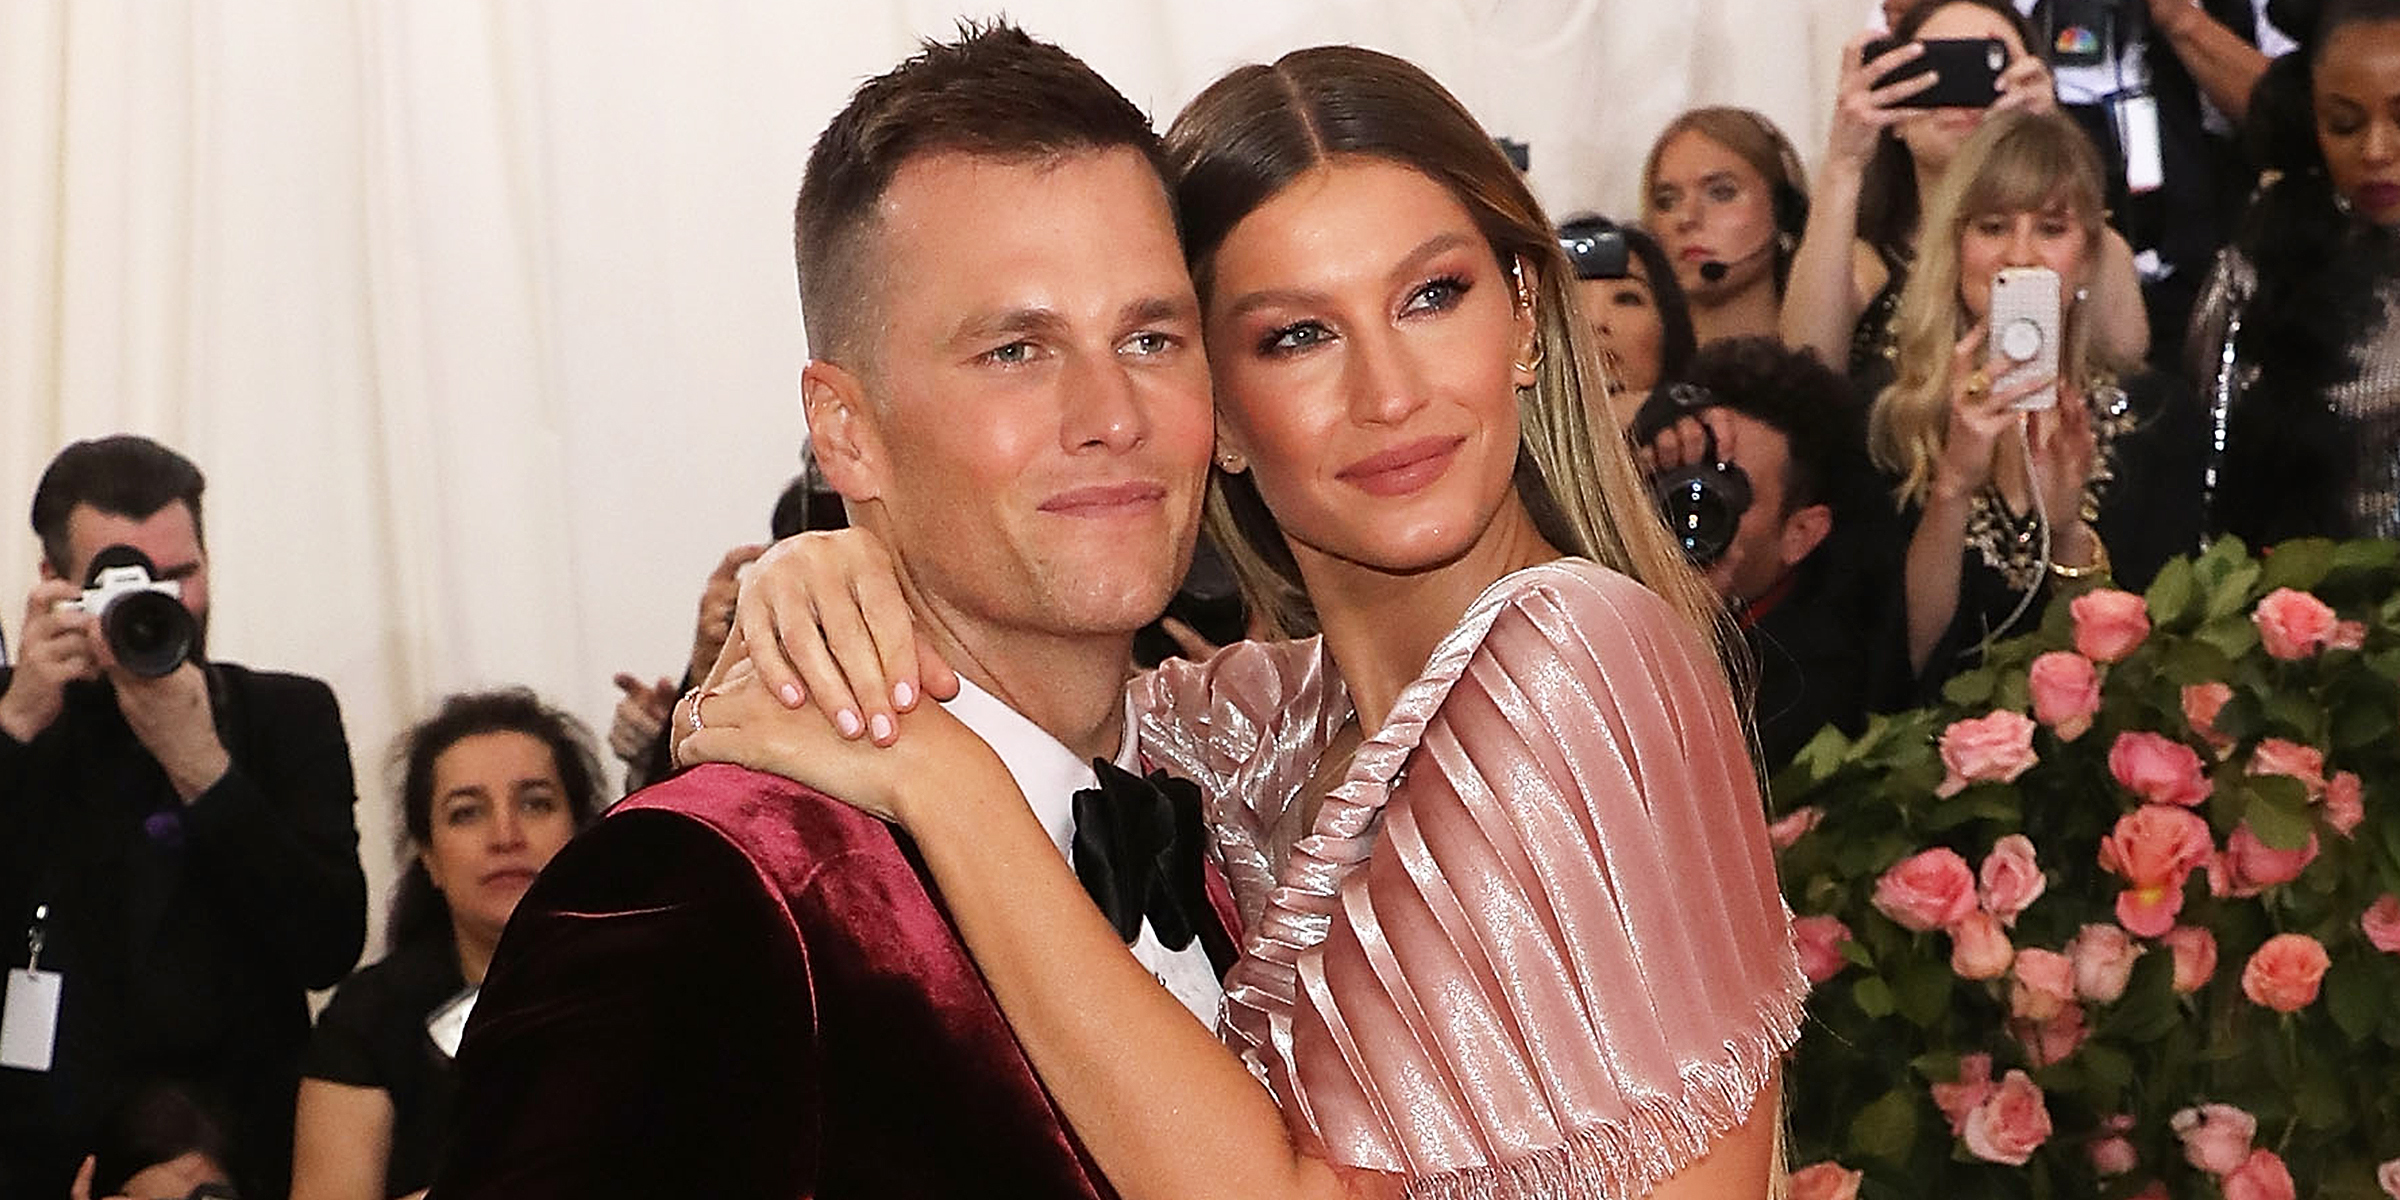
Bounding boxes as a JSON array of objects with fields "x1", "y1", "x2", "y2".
[
  {"x1": 1654, "y1": 461, "x2": 1754, "y2": 567},
  {"x1": 101, "y1": 590, "x2": 196, "y2": 678}
]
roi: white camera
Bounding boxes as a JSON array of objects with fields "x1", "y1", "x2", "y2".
[{"x1": 54, "y1": 547, "x2": 196, "y2": 678}]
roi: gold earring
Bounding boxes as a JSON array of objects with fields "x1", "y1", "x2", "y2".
[
  {"x1": 1512, "y1": 342, "x2": 1546, "y2": 375},
  {"x1": 1510, "y1": 257, "x2": 1535, "y2": 314},
  {"x1": 1215, "y1": 451, "x2": 1247, "y2": 473}
]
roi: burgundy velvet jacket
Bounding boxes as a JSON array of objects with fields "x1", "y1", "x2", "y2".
[{"x1": 436, "y1": 762, "x2": 1234, "y2": 1199}]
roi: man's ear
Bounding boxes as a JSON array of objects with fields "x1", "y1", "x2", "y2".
[
  {"x1": 801, "y1": 359, "x2": 886, "y2": 503},
  {"x1": 1778, "y1": 502, "x2": 1834, "y2": 570},
  {"x1": 37, "y1": 559, "x2": 58, "y2": 583}
]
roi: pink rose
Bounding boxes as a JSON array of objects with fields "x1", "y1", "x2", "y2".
[
  {"x1": 2027, "y1": 651, "x2": 2102, "y2": 740},
  {"x1": 2210, "y1": 823, "x2": 2319, "y2": 898},
  {"x1": 2379, "y1": 1157, "x2": 2400, "y2": 1199},
  {"x1": 1936, "y1": 710, "x2": 2040, "y2": 797},
  {"x1": 1930, "y1": 1053, "x2": 1994, "y2": 1135},
  {"x1": 2222, "y1": 1148, "x2": 2298, "y2": 1200},
  {"x1": 2171, "y1": 1103, "x2": 2257, "y2": 1175},
  {"x1": 1949, "y1": 910, "x2": 2016, "y2": 980},
  {"x1": 1767, "y1": 806, "x2": 1822, "y2": 850},
  {"x1": 2332, "y1": 619, "x2": 2370, "y2": 651},
  {"x1": 2109, "y1": 731, "x2": 2213, "y2": 808},
  {"x1": 2010, "y1": 947, "x2": 2076, "y2": 1021},
  {"x1": 2163, "y1": 925, "x2": 2219, "y2": 992},
  {"x1": 1873, "y1": 848, "x2": 1979, "y2": 933},
  {"x1": 2254, "y1": 587, "x2": 2339, "y2": 659},
  {"x1": 2014, "y1": 1004, "x2": 2088, "y2": 1066},
  {"x1": 1786, "y1": 1162, "x2": 1863, "y2": 1200},
  {"x1": 2067, "y1": 922, "x2": 2142, "y2": 1002},
  {"x1": 2247, "y1": 738, "x2": 2327, "y2": 798},
  {"x1": 2071, "y1": 588, "x2": 2151, "y2": 662},
  {"x1": 1978, "y1": 834, "x2": 2045, "y2": 925},
  {"x1": 2089, "y1": 1114, "x2": 2138, "y2": 1177},
  {"x1": 2363, "y1": 895, "x2": 2400, "y2": 954},
  {"x1": 1793, "y1": 914, "x2": 1855, "y2": 983},
  {"x1": 2097, "y1": 806, "x2": 2215, "y2": 936},
  {"x1": 1960, "y1": 1069, "x2": 2053, "y2": 1166},
  {"x1": 2326, "y1": 771, "x2": 2365, "y2": 837},
  {"x1": 2183, "y1": 681, "x2": 2236, "y2": 755},
  {"x1": 2242, "y1": 932, "x2": 2331, "y2": 1012}
]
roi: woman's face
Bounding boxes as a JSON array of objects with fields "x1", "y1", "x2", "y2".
[
  {"x1": 1645, "y1": 130, "x2": 1780, "y2": 299},
  {"x1": 1897, "y1": 4, "x2": 2028, "y2": 173},
  {"x1": 1206, "y1": 158, "x2": 1540, "y2": 581},
  {"x1": 420, "y1": 730, "x2": 577, "y2": 944},
  {"x1": 1573, "y1": 258, "x2": 1666, "y2": 399},
  {"x1": 1956, "y1": 201, "x2": 2092, "y2": 326},
  {"x1": 2315, "y1": 20, "x2": 2400, "y2": 226}
]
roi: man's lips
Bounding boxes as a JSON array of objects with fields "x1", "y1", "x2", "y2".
[
  {"x1": 1337, "y1": 436, "x2": 1464, "y2": 497},
  {"x1": 1038, "y1": 481, "x2": 1167, "y2": 515}
]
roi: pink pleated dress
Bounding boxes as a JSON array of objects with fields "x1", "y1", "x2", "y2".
[{"x1": 1132, "y1": 560, "x2": 1806, "y2": 1199}]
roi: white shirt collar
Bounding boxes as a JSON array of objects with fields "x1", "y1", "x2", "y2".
[{"x1": 938, "y1": 675, "x2": 1140, "y2": 859}]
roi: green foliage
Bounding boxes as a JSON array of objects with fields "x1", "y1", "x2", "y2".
[{"x1": 1774, "y1": 540, "x2": 2400, "y2": 1196}]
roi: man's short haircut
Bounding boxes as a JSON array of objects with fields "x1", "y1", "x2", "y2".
[
  {"x1": 791, "y1": 20, "x2": 1173, "y2": 366},
  {"x1": 1678, "y1": 338, "x2": 1866, "y2": 516},
  {"x1": 30, "y1": 435, "x2": 207, "y2": 575}
]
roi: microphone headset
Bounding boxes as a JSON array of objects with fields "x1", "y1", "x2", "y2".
[{"x1": 1688, "y1": 110, "x2": 1812, "y2": 288}]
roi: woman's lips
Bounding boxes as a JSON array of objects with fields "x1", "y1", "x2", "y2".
[
  {"x1": 481, "y1": 867, "x2": 537, "y2": 889},
  {"x1": 2359, "y1": 181, "x2": 2400, "y2": 212},
  {"x1": 1337, "y1": 436, "x2": 1464, "y2": 497},
  {"x1": 1038, "y1": 481, "x2": 1166, "y2": 516}
]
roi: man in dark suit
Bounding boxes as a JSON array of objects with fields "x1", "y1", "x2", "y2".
[
  {"x1": 435, "y1": 23, "x2": 1228, "y2": 1199},
  {"x1": 0, "y1": 435, "x2": 367, "y2": 1200}
]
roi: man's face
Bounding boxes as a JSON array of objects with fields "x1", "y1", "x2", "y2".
[
  {"x1": 835, "y1": 148, "x2": 1213, "y2": 643},
  {"x1": 1703, "y1": 411, "x2": 1828, "y2": 605},
  {"x1": 57, "y1": 501, "x2": 211, "y2": 631}
]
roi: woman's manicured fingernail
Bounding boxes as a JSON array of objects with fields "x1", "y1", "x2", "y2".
[
  {"x1": 870, "y1": 713, "x2": 895, "y2": 742},
  {"x1": 779, "y1": 683, "x2": 803, "y2": 707},
  {"x1": 837, "y1": 709, "x2": 863, "y2": 738},
  {"x1": 893, "y1": 680, "x2": 915, "y2": 709}
]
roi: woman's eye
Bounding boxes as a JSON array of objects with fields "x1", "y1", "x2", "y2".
[
  {"x1": 1648, "y1": 189, "x2": 1679, "y2": 213},
  {"x1": 442, "y1": 801, "x2": 483, "y2": 827},
  {"x1": 521, "y1": 791, "x2": 560, "y2": 814},
  {"x1": 1261, "y1": 321, "x2": 1332, "y2": 355},
  {"x1": 1611, "y1": 286, "x2": 1649, "y2": 308},
  {"x1": 1706, "y1": 182, "x2": 1741, "y2": 204},
  {"x1": 1403, "y1": 275, "x2": 1470, "y2": 315}
]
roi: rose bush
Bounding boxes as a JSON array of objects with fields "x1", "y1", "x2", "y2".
[{"x1": 1771, "y1": 538, "x2": 2400, "y2": 1198}]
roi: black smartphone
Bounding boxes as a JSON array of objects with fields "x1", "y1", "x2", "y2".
[{"x1": 1864, "y1": 36, "x2": 2009, "y2": 108}]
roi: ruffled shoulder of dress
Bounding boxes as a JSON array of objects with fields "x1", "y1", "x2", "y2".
[{"x1": 1222, "y1": 559, "x2": 1807, "y2": 1200}]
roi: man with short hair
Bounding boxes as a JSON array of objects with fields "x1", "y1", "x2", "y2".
[
  {"x1": 0, "y1": 435, "x2": 367, "y2": 1200},
  {"x1": 436, "y1": 24, "x2": 1226, "y2": 1199}
]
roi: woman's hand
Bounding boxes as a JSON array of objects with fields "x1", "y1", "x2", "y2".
[
  {"x1": 1933, "y1": 324, "x2": 2031, "y2": 498},
  {"x1": 2027, "y1": 383, "x2": 2099, "y2": 538},
  {"x1": 725, "y1": 527, "x2": 959, "y2": 745},
  {"x1": 679, "y1": 649, "x2": 1006, "y2": 828},
  {"x1": 1993, "y1": 49, "x2": 2057, "y2": 117},
  {"x1": 1829, "y1": 33, "x2": 1935, "y2": 171}
]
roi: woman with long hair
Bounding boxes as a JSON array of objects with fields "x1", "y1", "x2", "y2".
[
  {"x1": 1870, "y1": 108, "x2": 2204, "y2": 680},
  {"x1": 290, "y1": 691, "x2": 603, "y2": 1200},
  {"x1": 2191, "y1": 0, "x2": 2400, "y2": 545},
  {"x1": 685, "y1": 45, "x2": 1800, "y2": 1200},
  {"x1": 1639, "y1": 107, "x2": 1811, "y2": 347},
  {"x1": 1556, "y1": 213, "x2": 1697, "y2": 426},
  {"x1": 1782, "y1": 0, "x2": 2150, "y2": 390}
]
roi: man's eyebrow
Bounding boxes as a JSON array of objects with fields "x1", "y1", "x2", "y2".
[
  {"x1": 1122, "y1": 294, "x2": 1199, "y2": 328},
  {"x1": 948, "y1": 306, "x2": 1072, "y2": 348}
]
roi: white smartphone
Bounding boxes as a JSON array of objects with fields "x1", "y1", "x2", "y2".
[{"x1": 1989, "y1": 267, "x2": 2061, "y2": 411}]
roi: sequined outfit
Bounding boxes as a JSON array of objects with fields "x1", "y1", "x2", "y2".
[
  {"x1": 1132, "y1": 560, "x2": 1804, "y2": 1200},
  {"x1": 2190, "y1": 247, "x2": 2400, "y2": 538}
]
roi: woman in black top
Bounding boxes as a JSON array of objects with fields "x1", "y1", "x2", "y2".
[
  {"x1": 1867, "y1": 109, "x2": 2206, "y2": 687},
  {"x1": 290, "y1": 692, "x2": 602, "y2": 1200}
]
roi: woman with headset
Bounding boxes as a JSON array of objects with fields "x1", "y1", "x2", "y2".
[{"x1": 1639, "y1": 107, "x2": 1813, "y2": 347}]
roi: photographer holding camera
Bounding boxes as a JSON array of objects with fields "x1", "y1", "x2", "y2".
[{"x1": 1, "y1": 437, "x2": 366, "y2": 1200}]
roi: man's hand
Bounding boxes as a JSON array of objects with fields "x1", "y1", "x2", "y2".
[
  {"x1": 688, "y1": 544, "x2": 769, "y2": 684},
  {"x1": 107, "y1": 655, "x2": 230, "y2": 803},
  {"x1": 608, "y1": 672, "x2": 678, "y2": 764},
  {"x1": 0, "y1": 579, "x2": 97, "y2": 744}
]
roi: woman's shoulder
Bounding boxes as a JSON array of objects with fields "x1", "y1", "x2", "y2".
[
  {"x1": 1460, "y1": 558, "x2": 1713, "y2": 672},
  {"x1": 321, "y1": 938, "x2": 464, "y2": 1027}
]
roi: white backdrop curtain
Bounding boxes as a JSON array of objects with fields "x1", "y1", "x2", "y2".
[{"x1": 1, "y1": 0, "x2": 1863, "y2": 958}]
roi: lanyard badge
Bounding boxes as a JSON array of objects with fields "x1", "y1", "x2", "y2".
[{"x1": 2, "y1": 906, "x2": 62, "y2": 1072}]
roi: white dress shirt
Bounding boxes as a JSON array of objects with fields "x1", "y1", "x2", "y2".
[{"x1": 940, "y1": 677, "x2": 1225, "y2": 1027}]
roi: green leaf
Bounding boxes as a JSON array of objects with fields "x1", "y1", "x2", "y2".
[
  {"x1": 2203, "y1": 559, "x2": 2265, "y2": 620},
  {"x1": 1942, "y1": 667, "x2": 1997, "y2": 707},
  {"x1": 2329, "y1": 957, "x2": 2383, "y2": 1043},
  {"x1": 2259, "y1": 537, "x2": 2336, "y2": 592},
  {"x1": 1853, "y1": 976, "x2": 1897, "y2": 1019},
  {"x1": 2146, "y1": 556, "x2": 2198, "y2": 626},
  {"x1": 2245, "y1": 775, "x2": 2316, "y2": 851},
  {"x1": 1893, "y1": 961, "x2": 1954, "y2": 1028},
  {"x1": 2330, "y1": 538, "x2": 2400, "y2": 572},
  {"x1": 2197, "y1": 615, "x2": 2261, "y2": 661},
  {"x1": 2081, "y1": 1041, "x2": 2135, "y2": 1089},
  {"x1": 1849, "y1": 1088, "x2": 1920, "y2": 1163}
]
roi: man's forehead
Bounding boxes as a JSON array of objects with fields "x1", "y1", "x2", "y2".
[{"x1": 66, "y1": 502, "x2": 203, "y2": 565}]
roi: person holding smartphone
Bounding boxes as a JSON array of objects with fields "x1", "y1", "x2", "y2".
[
  {"x1": 1782, "y1": 0, "x2": 2152, "y2": 396},
  {"x1": 1865, "y1": 108, "x2": 2203, "y2": 685}
]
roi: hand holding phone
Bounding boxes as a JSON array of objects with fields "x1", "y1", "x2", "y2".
[
  {"x1": 1988, "y1": 267, "x2": 2061, "y2": 412},
  {"x1": 1863, "y1": 36, "x2": 2009, "y2": 108}
]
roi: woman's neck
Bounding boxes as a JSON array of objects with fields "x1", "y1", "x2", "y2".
[
  {"x1": 454, "y1": 923, "x2": 499, "y2": 987},
  {"x1": 1295, "y1": 497, "x2": 1562, "y2": 734},
  {"x1": 1692, "y1": 278, "x2": 1782, "y2": 345}
]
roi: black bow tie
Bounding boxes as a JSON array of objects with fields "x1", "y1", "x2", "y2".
[{"x1": 1070, "y1": 760, "x2": 1229, "y2": 974}]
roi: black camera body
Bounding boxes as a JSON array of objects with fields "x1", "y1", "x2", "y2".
[
  {"x1": 58, "y1": 545, "x2": 198, "y2": 678},
  {"x1": 1640, "y1": 383, "x2": 1755, "y2": 567}
]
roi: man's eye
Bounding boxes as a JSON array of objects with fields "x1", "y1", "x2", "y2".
[
  {"x1": 982, "y1": 340, "x2": 1036, "y2": 365},
  {"x1": 1123, "y1": 331, "x2": 1174, "y2": 356}
]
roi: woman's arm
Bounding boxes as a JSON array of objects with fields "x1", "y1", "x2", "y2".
[
  {"x1": 2090, "y1": 228, "x2": 2153, "y2": 369},
  {"x1": 1782, "y1": 34, "x2": 1926, "y2": 363},
  {"x1": 289, "y1": 1078, "x2": 395, "y2": 1200}
]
